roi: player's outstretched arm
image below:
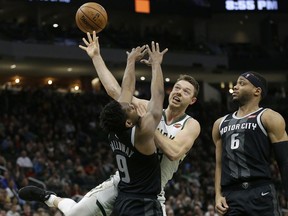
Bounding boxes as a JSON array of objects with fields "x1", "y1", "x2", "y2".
[
  {"x1": 136, "y1": 42, "x2": 167, "y2": 153},
  {"x1": 212, "y1": 117, "x2": 229, "y2": 215},
  {"x1": 79, "y1": 31, "x2": 121, "y2": 100},
  {"x1": 79, "y1": 31, "x2": 150, "y2": 108},
  {"x1": 142, "y1": 42, "x2": 167, "y2": 131},
  {"x1": 118, "y1": 45, "x2": 146, "y2": 103}
]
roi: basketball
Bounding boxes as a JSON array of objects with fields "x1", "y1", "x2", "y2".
[{"x1": 75, "y1": 2, "x2": 108, "y2": 34}]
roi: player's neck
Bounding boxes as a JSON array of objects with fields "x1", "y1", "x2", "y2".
[
  {"x1": 237, "y1": 103, "x2": 260, "y2": 117},
  {"x1": 165, "y1": 107, "x2": 185, "y2": 124}
]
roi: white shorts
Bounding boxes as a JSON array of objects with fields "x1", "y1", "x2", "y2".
[{"x1": 73, "y1": 171, "x2": 120, "y2": 216}]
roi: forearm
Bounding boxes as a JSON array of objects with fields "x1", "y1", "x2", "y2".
[
  {"x1": 118, "y1": 59, "x2": 136, "y2": 102},
  {"x1": 121, "y1": 60, "x2": 136, "y2": 93},
  {"x1": 151, "y1": 62, "x2": 164, "y2": 99},
  {"x1": 155, "y1": 130, "x2": 183, "y2": 161},
  {"x1": 147, "y1": 62, "x2": 164, "y2": 114},
  {"x1": 215, "y1": 162, "x2": 222, "y2": 198},
  {"x1": 91, "y1": 55, "x2": 121, "y2": 100},
  {"x1": 273, "y1": 141, "x2": 288, "y2": 198}
]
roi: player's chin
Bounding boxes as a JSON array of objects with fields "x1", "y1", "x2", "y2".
[{"x1": 232, "y1": 94, "x2": 238, "y2": 100}]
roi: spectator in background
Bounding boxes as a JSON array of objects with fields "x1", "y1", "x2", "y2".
[
  {"x1": 16, "y1": 150, "x2": 33, "y2": 169},
  {"x1": 204, "y1": 204, "x2": 218, "y2": 216},
  {"x1": 22, "y1": 203, "x2": 33, "y2": 216},
  {"x1": 6, "y1": 204, "x2": 20, "y2": 216},
  {"x1": 0, "y1": 171, "x2": 18, "y2": 199}
]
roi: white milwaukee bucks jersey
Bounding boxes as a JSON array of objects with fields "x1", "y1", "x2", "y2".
[{"x1": 157, "y1": 111, "x2": 192, "y2": 189}]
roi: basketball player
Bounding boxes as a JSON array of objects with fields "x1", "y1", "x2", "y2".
[
  {"x1": 81, "y1": 31, "x2": 200, "y2": 214},
  {"x1": 99, "y1": 41, "x2": 165, "y2": 215},
  {"x1": 18, "y1": 31, "x2": 201, "y2": 216},
  {"x1": 212, "y1": 72, "x2": 288, "y2": 215}
]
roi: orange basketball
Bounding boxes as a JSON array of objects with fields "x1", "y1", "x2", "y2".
[{"x1": 75, "y1": 2, "x2": 108, "y2": 34}]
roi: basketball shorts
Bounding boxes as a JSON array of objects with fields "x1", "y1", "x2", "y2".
[
  {"x1": 112, "y1": 193, "x2": 163, "y2": 216},
  {"x1": 76, "y1": 171, "x2": 120, "y2": 216},
  {"x1": 222, "y1": 183, "x2": 282, "y2": 216}
]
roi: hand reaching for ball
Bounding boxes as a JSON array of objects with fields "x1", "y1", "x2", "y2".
[{"x1": 79, "y1": 31, "x2": 100, "y2": 59}]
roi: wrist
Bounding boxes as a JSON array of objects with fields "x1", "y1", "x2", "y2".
[{"x1": 92, "y1": 54, "x2": 102, "y2": 61}]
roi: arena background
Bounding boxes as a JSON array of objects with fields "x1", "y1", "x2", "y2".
[{"x1": 0, "y1": 0, "x2": 287, "y2": 215}]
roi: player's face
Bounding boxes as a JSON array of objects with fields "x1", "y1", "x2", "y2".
[
  {"x1": 232, "y1": 76, "x2": 256, "y2": 104},
  {"x1": 168, "y1": 80, "x2": 196, "y2": 109},
  {"x1": 121, "y1": 102, "x2": 139, "y2": 125}
]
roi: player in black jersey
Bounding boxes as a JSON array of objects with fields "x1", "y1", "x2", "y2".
[
  {"x1": 212, "y1": 72, "x2": 288, "y2": 216},
  {"x1": 99, "y1": 41, "x2": 167, "y2": 216}
]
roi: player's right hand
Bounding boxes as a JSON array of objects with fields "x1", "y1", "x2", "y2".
[
  {"x1": 215, "y1": 196, "x2": 229, "y2": 215},
  {"x1": 79, "y1": 31, "x2": 100, "y2": 58}
]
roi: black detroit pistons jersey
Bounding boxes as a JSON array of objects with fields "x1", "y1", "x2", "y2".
[
  {"x1": 157, "y1": 110, "x2": 192, "y2": 189},
  {"x1": 108, "y1": 127, "x2": 161, "y2": 197},
  {"x1": 219, "y1": 108, "x2": 272, "y2": 187}
]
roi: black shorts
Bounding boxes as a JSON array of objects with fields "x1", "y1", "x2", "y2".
[
  {"x1": 222, "y1": 183, "x2": 282, "y2": 216},
  {"x1": 111, "y1": 194, "x2": 163, "y2": 216}
]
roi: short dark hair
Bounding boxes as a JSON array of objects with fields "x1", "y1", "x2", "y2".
[
  {"x1": 99, "y1": 100, "x2": 127, "y2": 134},
  {"x1": 176, "y1": 74, "x2": 200, "y2": 97}
]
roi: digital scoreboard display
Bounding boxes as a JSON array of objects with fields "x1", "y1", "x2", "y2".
[{"x1": 225, "y1": 0, "x2": 278, "y2": 11}]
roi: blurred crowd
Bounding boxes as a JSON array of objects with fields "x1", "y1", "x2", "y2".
[
  {"x1": 1, "y1": 18, "x2": 288, "y2": 59},
  {"x1": 0, "y1": 86, "x2": 287, "y2": 216}
]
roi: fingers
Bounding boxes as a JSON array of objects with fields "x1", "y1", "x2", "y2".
[
  {"x1": 145, "y1": 44, "x2": 151, "y2": 54},
  {"x1": 82, "y1": 37, "x2": 89, "y2": 46},
  {"x1": 146, "y1": 41, "x2": 167, "y2": 54},
  {"x1": 87, "y1": 32, "x2": 92, "y2": 43},
  {"x1": 161, "y1": 48, "x2": 169, "y2": 55},
  {"x1": 92, "y1": 31, "x2": 97, "y2": 41},
  {"x1": 215, "y1": 201, "x2": 229, "y2": 215},
  {"x1": 78, "y1": 45, "x2": 86, "y2": 51},
  {"x1": 151, "y1": 41, "x2": 156, "y2": 52}
]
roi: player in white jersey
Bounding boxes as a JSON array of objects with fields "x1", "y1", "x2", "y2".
[
  {"x1": 18, "y1": 31, "x2": 201, "y2": 216},
  {"x1": 156, "y1": 113, "x2": 194, "y2": 208}
]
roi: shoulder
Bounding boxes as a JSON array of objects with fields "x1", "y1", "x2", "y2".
[
  {"x1": 213, "y1": 116, "x2": 225, "y2": 129},
  {"x1": 261, "y1": 108, "x2": 285, "y2": 123},
  {"x1": 261, "y1": 108, "x2": 286, "y2": 127},
  {"x1": 185, "y1": 117, "x2": 200, "y2": 131}
]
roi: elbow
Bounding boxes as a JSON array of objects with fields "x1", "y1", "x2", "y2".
[
  {"x1": 166, "y1": 152, "x2": 182, "y2": 161},
  {"x1": 107, "y1": 87, "x2": 120, "y2": 100}
]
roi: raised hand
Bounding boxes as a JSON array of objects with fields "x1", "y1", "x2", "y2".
[
  {"x1": 140, "y1": 41, "x2": 168, "y2": 66},
  {"x1": 79, "y1": 31, "x2": 100, "y2": 58},
  {"x1": 126, "y1": 45, "x2": 147, "y2": 62}
]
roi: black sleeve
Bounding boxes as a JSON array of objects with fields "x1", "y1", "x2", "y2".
[{"x1": 273, "y1": 141, "x2": 288, "y2": 199}]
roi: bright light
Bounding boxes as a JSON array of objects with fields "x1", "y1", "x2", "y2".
[
  {"x1": 15, "y1": 78, "x2": 20, "y2": 84},
  {"x1": 53, "y1": 23, "x2": 59, "y2": 28},
  {"x1": 48, "y1": 80, "x2": 53, "y2": 85},
  {"x1": 74, "y1": 85, "x2": 80, "y2": 91},
  {"x1": 165, "y1": 78, "x2": 170, "y2": 82},
  {"x1": 220, "y1": 82, "x2": 225, "y2": 89},
  {"x1": 140, "y1": 76, "x2": 145, "y2": 81},
  {"x1": 10, "y1": 64, "x2": 16, "y2": 69},
  {"x1": 229, "y1": 88, "x2": 234, "y2": 94},
  {"x1": 67, "y1": 68, "x2": 73, "y2": 72},
  {"x1": 134, "y1": 90, "x2": 140, "y2": 96}
]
